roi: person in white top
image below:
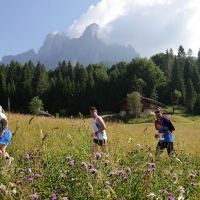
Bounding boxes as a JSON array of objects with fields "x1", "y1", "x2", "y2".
[
  {"x1": 89, "y1": 107, "x2": 108, "y2": 159},
  {"x1": 0, "y1": 105, "x2": 13, "y2": 166}
]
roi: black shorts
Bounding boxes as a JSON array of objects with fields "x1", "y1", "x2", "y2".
[
  {"x1": 93, "y1": 138, "x2": 107, "y2": 146},
  {"x1": 156, "y1": 142, "x2": 174, "y2": 156}
]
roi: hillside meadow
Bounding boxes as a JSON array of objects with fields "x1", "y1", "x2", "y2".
[{"x1": 0, "y1": 113, "x2": 200, "y2": 199}]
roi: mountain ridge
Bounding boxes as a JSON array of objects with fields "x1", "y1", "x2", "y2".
[{"x1": 2, "y1": 23, "x2": 140, "y2": 70}]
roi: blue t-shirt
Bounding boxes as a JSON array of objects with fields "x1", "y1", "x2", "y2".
[{"x1": 156, "y1": 116, "x2": 174, "y2": 143}]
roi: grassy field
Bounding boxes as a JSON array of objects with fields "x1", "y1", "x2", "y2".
[{"x1": 0, "y1": 113, "x2": 199, "y2": 199}]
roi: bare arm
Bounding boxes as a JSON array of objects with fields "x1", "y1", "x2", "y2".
[{"x1": 0, "y1": 118, "x2": 8, "y2": 137}]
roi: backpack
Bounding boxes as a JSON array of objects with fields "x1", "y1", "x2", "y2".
[{"x1": 162, "y1": 115, "x2": 175, "y2": 132}]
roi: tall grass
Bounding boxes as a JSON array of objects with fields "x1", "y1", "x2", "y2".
[{"x1": 0, "y1": 113, "x2": 199, "y2": 199}]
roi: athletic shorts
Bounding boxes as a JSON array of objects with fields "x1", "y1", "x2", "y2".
[
  {"x1": 0, "y1": 129, "x2": 12, "y2": 145},
  {"x1": 156, "y1": 142, "x2": 174, "y2": 156},
  {"x1": 93, "y1": 138, "x2": 107, "y2": 146}
]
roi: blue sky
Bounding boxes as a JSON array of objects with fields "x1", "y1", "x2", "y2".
[{"x1": 1, "y1": 0, "x2": 200, "y2": 60}]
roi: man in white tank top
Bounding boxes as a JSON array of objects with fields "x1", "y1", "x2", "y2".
[{"x1": 89, "y1": 107, "x2": 108, "y2": 160}]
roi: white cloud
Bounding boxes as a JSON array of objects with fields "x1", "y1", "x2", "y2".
[{"x1": 65, "y1": 0, "x2": 200, "y2": 58}]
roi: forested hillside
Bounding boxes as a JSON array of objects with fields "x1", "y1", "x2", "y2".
[{"x1": 0, "y1": 45, "x2": 200, "y2": 115}]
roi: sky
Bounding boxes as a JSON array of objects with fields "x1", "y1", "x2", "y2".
[{"x1": 1, "y1": 0, "x2": 200, "y2": 61}]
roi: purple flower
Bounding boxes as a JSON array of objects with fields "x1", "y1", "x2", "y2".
[
  {"x1": 66, "y1": 156, "x2": 71, "y2": 160},
  {"x1": 90, "y1": 168, "x2": 98, "y2": 174},
  {"x1": 31, "y1": 156, "x2": 36, "y2": 158},
  {"x1": 148, "y1": 153, "x2": 152, "y2": 157},
  {"x1": 52, "y1": 193, "x2": 57, "y2": 200},
  {"x1": 87, "y1": 164, "x2": 93, "y2": 169},
  {"x1": 104, "y1": 161, "x2": 109, "y2": 166},
  {"x1": 126, "y1": 167, "x2": 131, "y2": 172},
  {"x1": 189, "y1": 173, "x2": 195, "y2": 178},
  {"x1": 110, "y1": 171, "x2": 115, "y2": 176},
  {"x1": 179, "y1": 186, "x2": 185, "y2": 194},
  {"x1": 191, "y1": 182, "x2": 196, "y2": 186},
  {"x1": 137, "y1": 144, "x2": 141, "y2": 147},
  {"x1": 105, "y1": 181, "x2": 110, "y2": 185},
  {"x1": 118, "y1": 170, "x2": 125, "y2": 175},
  {"x1": 91, "y1": 160, "x2": 96, "y2": 164},
  {"x1": 24, "y1": 153, "x2": 30, "y2": 159},
  {"x1": 149, "y1": 163, "x2": 155, "y2": 167},
  {"x1": 81, "y1": 162, "x2": 87, "y2": 167},
  {"x1": 168, "y1": 196, "x2": 174, "y2": 200},
  {"x1": 57, "y1": 188, "x2": 63, "y2": 194},
  {"x1": 61, "y1": 198, "x2": 68, "y2": 200},
  {"x1": 123, "y1": 176, "x2": 128, "y2": 181},
  {"x1": 68, "y1": 161, "x2": 74, "y2": 166},
  {"x1": 146, "y1": 169, "x2": 151, "y2": 173},
  {"x1": 32, "y1": 193, "x2": 39, "y2": 199},
  {"x1": 95, "y1": 152, "x2": 101, "y2": 158},
  {"x1": 27, "y1": 178, "x2": 33, "y2": 182},
  {"x1": 34, "y1": 174, "x2": 42, "y2": 178},
  {"x1": 160, "y1": 189, "x2": 168, "y2": 194},
  {"x1": 172, "y1": 173, "x2": 176, "y2": 177},
  {"x1": 16, "y1": 180, "x2": 23, "y2": 184},
  {"x1": 36, "y1": 148, "x2": 41, "y2": 151},
  {"x1": 28, "y1": 168, "x2": 32, "y2": 173}
]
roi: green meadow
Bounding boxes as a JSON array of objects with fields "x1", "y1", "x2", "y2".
[{"x1": 0, "y1": 113, "x2": 199, "y2": 199}]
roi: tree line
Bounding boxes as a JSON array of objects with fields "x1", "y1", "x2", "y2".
[{"x1": 0, "y1": 45, "x2": 200, "y2": 116}]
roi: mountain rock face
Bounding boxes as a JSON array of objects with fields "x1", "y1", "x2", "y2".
[{"x1": 2, "y1": 23, "x2": 140, "y2": 70}]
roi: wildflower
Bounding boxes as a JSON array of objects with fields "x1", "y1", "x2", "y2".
[
  {"x1": 5, "y1": 190, "x2": 10, "y2": 195},
  {"x1": 81, "y1": 162, "x2": 87, "y2": 167},
  {"x1": 123, "y1": 176, "x2": 128, "y2": 181},
  {"x1": 110, "y1": 171, "x2": 115, "y2": 176},
  {"x1": 190, "y1": 182, "x2": 196, "y2": 186},
  {"x1": 189, "y1": 173, "x2": 195, "y2": 178},
  {"x1": 104, "y1": 160, "x2": 109, "y2": 166},
  {"x1": 118, "y1": 170, "x2": 125, "y2": 175},
  {"x1": 149, "y1": 163, "x2": 155, "y2": 167},
  {"x1": 66, "y1": 156, "x2": 71, "y2": 160},
  {"x1": 148, "y1": 153, "x2": 153, "y2": 157},
  {"x1": 172, "y1": 173, "x2": 176, "y2": 177},
  {"x1": 105, "y1": 181, "x2": 110, "y2": 185},
  {"x1": 36, "y1": 148, "x2": 40, "y2": 151},
  {"x1": 61, "y1": 198, "x2": 68, "y2": 200},
  {"x1": 95, "y1": 152, "x2": 101, "y2": 158},
  {"x1": 91, "y1": 160, "x2": 96, "y2": 164},
  {"x1": 137, "y1": 144, "x2": 141, "y2": 147},
  {"x1": 87, "y1": 164, "x2": 93, "y2": 169},
  {"x1": 34, "y1": 174, "x2": 42, "y2": 178},
  {"x1": 52, "y1": 193, "x2": 57, "y2": 200},
  {"x1": 90, "y1": 168, "x2": 98, "y2": 174},
  {"x1": 160, "y1": 189, "x2": 168, "y2": 194},
  {"x1": 28, "y1": 168, "x2": 32, "y2": 173},
  {"x1": 27, "y1": 178, "x2": 33, "y2": 183},
  {"x1": 128, "y1": 138, "x2": 132, "y2": 143},
  {"x1": 68, "y1": 161, "x2": 74, "y2": 166},
  {"x1": 32, "y1": 193, "x2": 39, "y2": 199},
  {"x1": 24, "y1": 153, "x2": 30, "y2": 159},
  {"x1": 31, "y1": 156, "x2": 36, "y2": 158},
  {"x1": 146, "y1": 169, "x2": 151, "y2": 173},
  {"x1": 178, "y1": 186, "x2": 185, "y2": 194},
  {"x1": 57, "y1": 188, "x2": 63, "y2": 194},
  {"x1": 0, "y1": 184, "x2": 6, "y2": 190},
  {"x1": 147, "y1": 193, "x2": 156, "y2": 197},
  {"x1": 168, "y1": 196, "x2": 175, "y2": 200},
  {"x1": 12, "y1": 188, "x2": 17, "y2": 194},
  {"x1": 16, "y1": 180, "x2": 23, "y2": 184},
  {"x1": 126, "y1": 167, "x2": 131, "y2": 172}
]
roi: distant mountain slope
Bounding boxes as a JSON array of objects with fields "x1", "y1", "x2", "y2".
[{"x1": 2, "y1": 23, "x2": 140, "y2": 70}]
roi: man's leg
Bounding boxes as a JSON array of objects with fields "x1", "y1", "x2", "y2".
[
  {"x1": 101, "y1": 139, "x2": 109, "y2": 156},
  {"x1": 90, "y1": 140, "x2": 98, "y2": 160},
  {"x1": 155, "y1": 142, "x2": 164, "y2": 158}
]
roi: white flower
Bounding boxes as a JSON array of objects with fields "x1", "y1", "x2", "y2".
[
  {"x1": 0, "y1": 184, "x2": 6, "y2": 191},
  {"x1": 147, "y1": 193, "x2": 156, "y2": 197},
  {"x1": 12, "y1": 188, "x2": 17, "y2": 194}
]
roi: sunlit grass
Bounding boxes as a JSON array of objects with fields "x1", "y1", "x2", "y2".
[{"x1": 0, "y1": 113, "x2": 199, "y2": 199}]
